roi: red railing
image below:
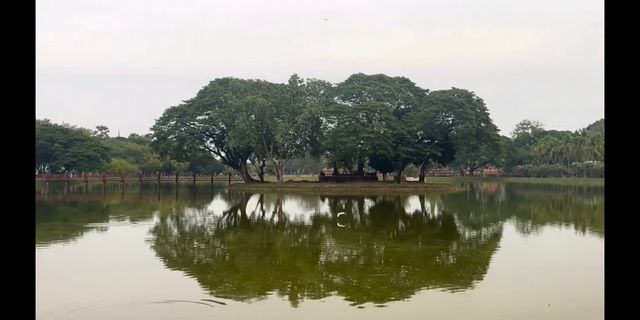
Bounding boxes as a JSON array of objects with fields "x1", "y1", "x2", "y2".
[{"x1": 35, "y1": 173, "x2": 243, "y2": 183}]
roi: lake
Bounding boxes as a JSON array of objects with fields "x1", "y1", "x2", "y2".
[{"x1": 36, "y1": 180, "x2": 604, "y2": 320}]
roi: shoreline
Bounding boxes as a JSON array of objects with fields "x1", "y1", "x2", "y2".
[
  {"x1": 427, "y1": 176, "x2": 604, "y2": 187},
  {"x1": 229, "y1": 181, "x2": 465, "y2": 195}
]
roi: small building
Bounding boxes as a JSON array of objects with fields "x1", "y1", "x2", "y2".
[
  {"x1": 480, "y1": 166, "x2": 502, "y2": 177},
  {"x1": 430, "y1": 166, "x2": 457, "y2": 177},
  {"x1": 321, "y1": 167, "x2": 335, "y2": 176}
]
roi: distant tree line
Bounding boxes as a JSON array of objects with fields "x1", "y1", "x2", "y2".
[
  {"x1": 35, "y1": 73, "x2": 604, "y2": 180},
  {"x1": 501, "y1": 119, "x2": 604, "y2": 178},
  {"x1": 35, "y1": 119, "x2": 224, "y2": 175}
]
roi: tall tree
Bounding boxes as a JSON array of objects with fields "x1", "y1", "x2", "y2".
[
  {"x1": 241, "y1": 75, "x2": 327, "y2": 182},
  {"x1": 330, "y1": 73, "x2": 428, "y2": 182},
  {"x1": 368, "y1": 151, "x2": 394, "y2": 181},
  {"x1": 425, "y1": 88, "x2": 503, "y2": 176},
  {"x1": 103, "y1": 137, "x2": 164, "y2": 174},
  {"x1": 36, "y1": 119, "x2": 111, "y2": 173},
  {"x1": 408, "y1": 102, "x2": 456, "y2": 182},
  {"x1": 151, "y1": 78, "x2": 276, "y2": 182},
  {"x1": 323, "y1": 102, "x2": 395, "y2": 175},
  {"x1": 93, "y1": 125, "x2": 110, "y2": 139}
]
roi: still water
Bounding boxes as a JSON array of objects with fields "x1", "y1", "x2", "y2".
[{"x1": 36, "y1": 181, "x2": 604, "y2": 320}]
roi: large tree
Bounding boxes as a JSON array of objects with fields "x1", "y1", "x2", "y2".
[
  {"x1": 240, "y1": 75, "x2": 328, "y2": 182},
  {"x1": 424, "y1": 88, "x2": 503, "y2": 176},
  {"x1": 93, "y1": 125, "x2": 110, "y2": 139},
  {"x1": 368, "y1": 151, "x2": 394, "y2": 181},
  {"x1": 506, "y1": 119, "x2": 546, "y2": 166},
  {"x1": 333, "y1": 73, "x2": 428, "y2": 117},
  {"x1": 104, "y1": 137, "x2": 163, "y2": 174},
  {"x1": 36, "y1": 119, "x2": 111, "y2": 173},
  {"x1": 407, "y1": 103, "x2": 456, "y2": 182},
  {"x1": 151, "y1": 78, "x2": 277, "y2": 182},
  {"x1": 323, "y1": 102, "x2": 395, "y2": 175},
  {"x1": 329, "y1": 73, "x2": 429, "y2": 181}
]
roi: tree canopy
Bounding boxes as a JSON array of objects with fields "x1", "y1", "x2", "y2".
[
  {"x1": 36, "y1": 73, "x2": 603, "y2": 180},
  {"x1": 502, "y1": 119, "x2": 604, "y2": 177},
  {"x1": 150, "y1": 73, "x2": 504, "y2": 183},
  {"x1": 36, "y1": 119, "x2": 111, "y2": 173}
]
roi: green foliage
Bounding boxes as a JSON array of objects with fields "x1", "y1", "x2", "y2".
[
  {"x1": 503, "y1": 119, "x2": 604, "y2": 177},
  {"x1": 150, "y1": 74, "x2": 502, "y2": 181},
  {"x1": 238, "y1": 74, "x2": 328, "y2": 181},
  {"x1": 93, "y1": 125, "x2": 110, "y2": 139},
  {"x1": 404, "y1": 164, "x2": 420, "y2": 177},
  {"x1": 103, "y1": 137, "x2": 163, "y2": 174},
  {"x1": 36, "y1": 119, "x2": 197, "y2": 175},
  {"x1": 104, "y1": 158, "x2": 141, "y2": 174},
  {"x1": 126, "y1": 133, "x2": 153, "y2": 145},
  {"x1": 323, "y1": 102, "x2": 395, "y2": 173},
  {"x1": 583, "y1": 119, "x2": 604, "y2": 134},
  {"x1": 151, "y1": 78, "x2": 282, "y2": 182},
  {"x1": 284, "y1": 156, "x2": 324, "y2": 175},
  {"x1": 425, "y1": 88, "x2": 503, "y2": 175},
  {"x1": 160, "y1": 159, "x2": 190, "y2": 174},
  {"x1": 150, "y1": 193, "x2": 501, "y2": 306},
  {"x1": 333, "y1": 73, "x2": 428, "y2": 117},
  {"x1": 222, "y1": 165, "x2": 237, "y2": 175},
  {"x1": 512, "y1": 120, "x2": 545, "y2": 143},
  {"x1": 36, "y1": 119, "x2": 111, "y2": 173},
  {"x1": 327, "y1": 73, "x2": 432, "y2": 179},
  {"x1": 368, "y1": 152, "x2": 395, "y2": 176},
  {"x1": 509, "y1": 161, "x2": 604, "y2": 178},
  {"x1": 37, "y1": 74, "x2": 601, "y2": 180}
]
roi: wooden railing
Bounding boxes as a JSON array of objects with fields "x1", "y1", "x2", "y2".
[{"x1": 35, "y1": 173, "x2": 243, "y2": 183}]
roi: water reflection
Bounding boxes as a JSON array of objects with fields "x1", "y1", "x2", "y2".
[
  {"x1": 35, "y1": 183, "x2": 222, "y2": 247},
  {"x1": 443, "y1": 182, "x2": 604, "y2": 236},
  {"x1": 150, "y1": 193, "x2": 502, "y2": 306},
  {"x1": 35, "y1": 181, "x2": 604, "y2": 307}
]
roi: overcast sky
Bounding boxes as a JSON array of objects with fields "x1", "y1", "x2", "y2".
[{"x1": 36, "y1": 0, "x2": 603, "y2": 137}]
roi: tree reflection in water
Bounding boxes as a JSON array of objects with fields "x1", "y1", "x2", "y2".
[
  {"x1": 35, "y1": 182, "x2": 221, "y2": 247},
  {"x1": 150, "y1": 192, "x2": 502, "y2": 306},
  {"x1": 35, "y1": 181, "x2": 603, "y2": 306}
]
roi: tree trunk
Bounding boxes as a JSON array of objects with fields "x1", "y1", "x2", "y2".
[
  {"x1": 257, "y1": 160, "x2": 265, "y2": 182},
  {"x1": 333, "y1": 161, "x2": 339, "y2": 176},
  {"x1": 459, "y1": 169, "x2": 465, "y2": 176},
  {"x1": 394, "y1": 168, "x2": 404, "y2": 184},
  {"x1": 357, "y1": 161, "x2": 364, "y2": 176},
  {"x1": 418, "y1": 162, "x2": 428, "y2": 183},
  {"x1": 238, "y1": 162, "x2": 258, "y2": 183},
  {"x1": 250, "y1": 158, "x2": 266, "y2": 182},
  {"x1": 469, "y1": 167, "x2": 475, "y2": 177},
  {"x1": 271, "y1": 159, "x2": 287, "y2": 183},
  {"x1": 382, "y1": 172, "x2": 387, "y2": 181},
  {"x1": 394, "y1": 162, "x2": 408, "y2": 183}
]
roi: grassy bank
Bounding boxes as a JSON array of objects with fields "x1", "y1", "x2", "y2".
[
  {"x1": 426, "y1": 176, "x2": 604, "y2": 187},
  {"x1": 229, "y1": 181, "x2": 463, "y2": 195}
]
